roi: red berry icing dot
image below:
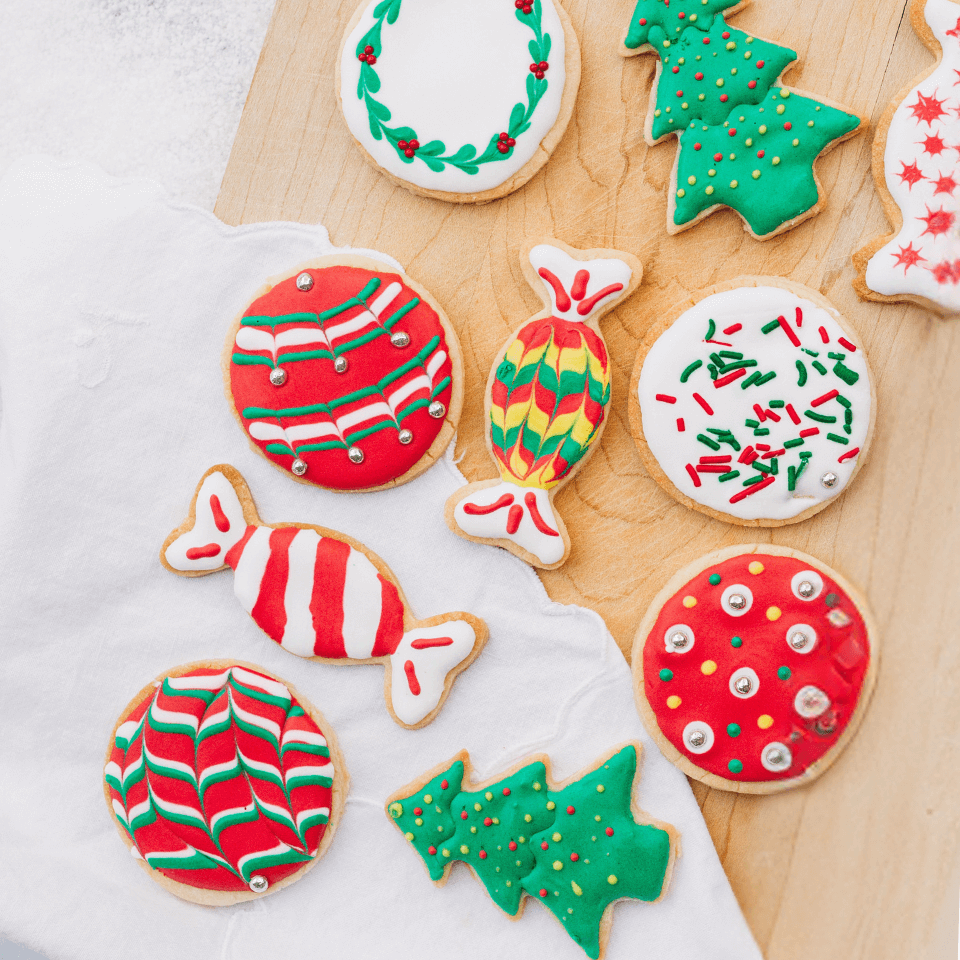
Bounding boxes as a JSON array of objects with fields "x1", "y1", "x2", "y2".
[
  {"x1": 484, "y1": 817, "x2": 493, "y2": 826},
  {"x1": 502, "y1": 787, "x2": 511, "y2": 796},
  {"x1": 695, "y1": 72, "x2": 704, "y2": 80},
  {"x1": 461, "y1": 811, "x2": 468, "y2": 819},
  {"x1": 539, "y1": 888, "x2": 548, "y2": 897},
  {"x1": 479, "y1": 849, "x2": 488, "y2": 859},
  {"x1": 428, "y1": 845, "x2": 437, "y2": 855},
  {"x1": 694, "y1": 142, "x2": 703, "y2": 151},
  {"x1": 541, "y1": 841, "x2": 549, "y2": 850},
  {"x1": 509, "y1": 841, "x2": 518, "y2": 851},
  {"x1": 441, "y1": 780, "x2": 449, "y2": 790},
  {"x1": 566, "y1": 805, "x2": 575, "y2": 814},
  {"x1": 606, "y1": 827, "x2": 614, "y2": 837},
  {"x1": 414, "y1": 807, "x2": 423, "y2": 816},
  {"x1": 784, "y1": 122, "x2": 793, "y2": 131},
  {"x1": 757, "y1": 150, "x2": 765, "y2": 158},
  {"x1": 570, "y1": 852, "x2": 579, "y2": 862},
  {"x1": 639, "y1": 17, "x2": 647, "y2": 24},
  {"x1": 714, "y1": 152, "x2": 723, "y2": 161}
]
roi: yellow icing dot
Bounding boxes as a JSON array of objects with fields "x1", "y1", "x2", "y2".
[
  {"x1": 716, "y1": 78, "x2": 725, "y2": 87},
  {"x1": 667, "y1": 695, "x2": 682, "y2": 709},
  {"x1": 607, "y1": 875, "x2": 619, "y2": 886},
  {"x1": 758, "y1": 715, "x2": 774, "y2": 730},
  {"x1": 470, "y1": 826, "x2": 477, "y2": 833},
  {"x1": 655, "y1": 109, "x2": 662, "y2": 117},
  {"x1": 663, "y1": 40, "x2": 671, "y2": 47},
  {"x1": 435, "y1": 806, "x2": 441, "y2": 814},
  {"x1": 442, "y1": 848, "x2": 451, "y2": 858},
  {"x1": 776, "y1": 104, "x2": 786, "y2": 115},
  {"x1": 437, "y1": 826, "x2": 444, "y2": 832},
  {"x1": 745, "y1": 137, "x2": 753, "y2": 147},
  {"x1": 699, "y1": 93, "x2": 706, "y2": 101},
  {"x1": 388, "y1": 803, "x2": 403, "y2": 818},
  {"x1": 553, "y1": 832, "x2": 562, "y2": 842},
  {"x1": 597, "y1": 785, "x2": 605, "y2": 793},
  {"x1": 553, "y1": 861, "x2": 564, "y2": 871},
  {"x1": 677, "y1": 189, "x2": 686, "y2": 198},
  {"x1": 492, "y1": 818, "x2": 500, "y2": 825},
  {"x1": 525, "y1": 814, "x2": 532, "y2": 823},
  {"x1": 729, "y1": 153, "x2": 736, "y2": 160},
  {"x1": 683, "y1": 595, "x2": 697, "y2": 608},
  {"x1": 485, "y1": 792, "x2": 493, "y2": 801},
  {"x1": 759, "y1": 124, "x2": 768, "y2": 134},
  {"x1": 705, "y1": 185, "x2": 715, "y2": 195},
  {"x1": 730, "y1": 180, "x2": 739, "y2": 189},
  {"x1": 678, "y1": 57, "x2": 686, "y2": 65},
  {"x1": 474, "y1": 802, "x2": 482, "y2": 811},
  {"x1": 405, "y1": 832, "x2": 414, "y2": 840},
  {"x1": 690, "y1": 12, "x2": 698, "y2": 19},
  {"x1": 773, "y1": 157, "x2": 781, "y2": 165},
  {"x1": 682, "y1": 102, "x2": 689, "y2": 110},
  {"x1": 701, "y1": 660, "x2": 718, "y2": 675},
  {"x1": 533, "y1": 782, "x2": 542, "y2": 791},
  {"x1": 595, "y1": 815, "x2": 601, "y2": 822},
  {"x1": 808, "y1": 120, "x2": 815, "y2": 127},
  {"x1": 744, "y1": 50, "x2": 752, "y2": 59},
  {"x1": 730, "y1": 68, "x2": 738, "y2": 76},
  {"x1": 708, "y1": 169, "x2": 717, "y2": 177},
  {"x1": 506, "y1": 880, "x2": 513, "y2": 887},
  {"x1": 460, "y1": 845, "x2": 470, "y2": 854},
  {"x1": 547, "y1": 801, "x2": 556, "y2": 811},
  {"x1": 726, "y1": 42, "x2": 736, "y2": 51},
  {"x1": 792, "y1": 139, "x2": 800, "y2": 146},
  {"x1": 767, "y1": 606, "x2": 782, "y2": 621},
  {"x1": 752, "y1": 170, "x2": 761, "y2": 179},
  {"x1": 749, "y1": 561, "x2": 764, "y2": 575},
  {"x1": 519, "y1": 837, "x2": 526, "y2": 843},
  {"x1": 781, "y1": 89, "x2": 791, "y2": 98},
  {"x1": 423, "y1": 795, "x2": 432, "y2": 804},
  {"x1": 688, "y1": 175, "x2": 697, "y2": 185},
  {"x1": 415, "y1": 818, "x2": 423, "y2": 826},
  {"x1": 572, "y1": 881, "x2": 583, "y2": 896}
]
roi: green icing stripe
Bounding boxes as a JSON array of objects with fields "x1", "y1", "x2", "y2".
[
  {"x1": 143, "y1": 848, "x2": 224, "y2": 872},
  {"x1": 238, "y1": 847, "x2": 312, "y2": 883},
  {"x1": 230, "y1": 675, "x2": 291, "y2": 711}
]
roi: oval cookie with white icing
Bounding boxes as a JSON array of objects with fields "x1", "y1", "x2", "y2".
[
  {"x1": 630, "y1": 279, "x2": 875, "y2": 525},
  {"x1": 632, "y1": 546, "x2": 879, "y2": 794},
  {"x1": 337, "y1": 0, "x2": 581, "y2": 203}
]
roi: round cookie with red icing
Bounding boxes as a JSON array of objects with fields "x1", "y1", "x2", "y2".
[
  {"x1": 632, "y1": 546, "x2": 878, "y2": 793},
  {"x1": 225, "y1": 254, "x2": 462, "y2": 492},
  {"x1": 103, "y1": 660, "x2": 348, "y2": 905}
]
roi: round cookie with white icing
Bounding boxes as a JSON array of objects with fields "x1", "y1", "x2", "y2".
[
  {"x1": 337, "y1": 0, "x2": 581, "y2": 203},
  {"x1": 103, "y1": 660, "x2": 348, "y2": 905},
  {"x1": 632, "y1": 545, "x2": 879, "y2": 794},
  {"x1": 854, "y1": 0, "x2": 960, "y2": 316},
  {"x1": 630, "y1": 279, "x2": 875, "y2": 526}
]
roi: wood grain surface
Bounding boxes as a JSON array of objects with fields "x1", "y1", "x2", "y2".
[{"x1": 214, "y1": 0, "x2": 959, "y2": 956}]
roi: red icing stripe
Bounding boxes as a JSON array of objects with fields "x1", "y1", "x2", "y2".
[
  {"x1": 224, "y1": 525, "x2": 256, "y2": 568},
  {"x1": 186, "y1": 543, "x2": 221, "y2": 560},
  {"x1": 656, "y1": 394, "x2": 677, "y2": 403},
  {"x1": 372, "y1": 574, "x2": 406, "y2": 658},
  {"x1": 729, "y1": 475, "x2": 775, "y2": 503},
  {"x1": 524, "y1": 492, "x2": 560, "y2": 536},
  {"x1": 537, "y1": 268, "x2": 572, "y2": 312},
  {"x1": 463, "y1": 494, "x2": 514, "y2": 515},
  {"x1": 693, "y1": 392, "x2": 714, "y2": 415},
  {"x1": 404, "y1": 660, "x2": 421, "y2": 696},
  {"x1": 506, "y1": 504, "x2": 523, "y2": 535},
  {"x1": 777, "y1": 315, "x2": 801, "y2": 347},
  {"x1": 310, "y1": 536, "x2": 351, "y2": 658},
  {"x1": 839, "y1": 337, "x2": 857, "y2": 352},
  {"x1": 714, "y1": 368, "x2": 747, "y2": 387},
  {"x1": 571, "y1": 269, "x2": 590, "y2": 301},
  {"x1": 685, "y1": 463, "x2": 702, "y2": 487},
  {"x1": 819, "y1": 325, "x2": 830, "y2": 343},
  {"x1": 577, "y1": 283, "x2": 624, "y2": 316},
  {"x1": 209, "y1": 494, "x2": 230, "y2": 533},
  {"x1": 786, "y1": 403, "x2": 801, "y2": 425},
  {"x1": 812, "y1": 389, "x2": 839, "y2": 407},
  {"x1": 795, "y1": 306, "x2": 803, "y2": 327},
  {"x1": 838, "y1": 447, "x2": 860, "y2": 463},
  {"x1": 677, "y1": 418, "x2": 685, "y2": 432},
  {"x1": 251, "y1": 527, "x2": 299, "y2": 644},
  {"x1": 410, "y1": 635, "x2": 454, "y2": 649}
]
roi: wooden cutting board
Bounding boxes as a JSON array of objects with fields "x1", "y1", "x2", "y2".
[{"x1": 215, "y1": 1, "x2": 959, "y2": 956}]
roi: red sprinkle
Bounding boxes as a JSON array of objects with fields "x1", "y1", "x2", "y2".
[
  {"x1": 713, "y1": 367, "x2": 747, "y2": 387},
  {"x1": 762, "y1": 448, "x2": 786, "y2": 459},
  {"x1": 729, "y1": 475, "x2": 776, "y2": 503},
  {"x1": 777, "y1": 314, "x2": 801, "y2": 347},
  {"x1": 753, "y1": 403, "x2": 767, "y2": 422},
  {"x1": 838, "y1": 447, "x2": 860, "y2": 462},
  {"x1": 812, "y1": 389, "x2": 840, "y2": 407},
  {"x1": 786, "y1": 403, "x2": 801, "y2": 425},
  {"x1": 819, "y1": 325, "x2": 830, "y2": 344},
  {"x1": 677, "y1": 418, "x2": 685, "y2": 432},
  {"x1": 754, "y1": 443, "x2": 771, "y2": 451},
  {"x1": 685, "y1": 463, "x2": 702, "y2": 488},
  {"x1": 693, "y1": 392, "x2": 714, "y2": 415},
  {"x1": 795, "y1": 307, "x2": 803, "y2": 327},
  {"x1": 764, "y1": 408, "x2": 782, "y2": 422},
  {"x1": 800, "y1": 427, "x2": 820, "y2": 438},
  {"x1": 700, "y1": 455, "x2": 733, "y2": 463},
  {"x1": 839, "y1": 337, "x2": 857, "y2": 352},
  {"x1": 723, "y1": 323, "x2": 742, "y2": 335},
  {"x1": 696, "y1": 464, "x2": 730, "y2": 473},
  {"x1": 656, "y1": 393, "x2": 677, "y2": 403},
  {"x1": 738, "y1": 446, "x2": 759, "y2": 465}
]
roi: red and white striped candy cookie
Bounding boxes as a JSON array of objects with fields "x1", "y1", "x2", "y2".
[{"x1": 632, "y1": 545, "x2": 879, "y2": 793}]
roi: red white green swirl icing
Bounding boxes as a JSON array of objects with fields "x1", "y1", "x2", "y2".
[
  {"x1": 229, "y1": 264, "x2": 453, "y2": 490},
  {"x1": 636, "y1": 286, "x2": 872, "y2": 521},
  {"x1": 104, "y1": 665, "x2": 336, "y2": 892},
  {"x1": 641, "y1": 553, "x2": 871, "y2": 784}
]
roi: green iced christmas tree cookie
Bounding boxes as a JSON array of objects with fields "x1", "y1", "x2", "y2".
[{"x1": 624, "y1": 0, "x2": 744, "y2": 50}]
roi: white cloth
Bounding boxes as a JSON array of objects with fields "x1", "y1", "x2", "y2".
[{"x1": 0, "y1": 157, "x2": 762, "y2": 960}]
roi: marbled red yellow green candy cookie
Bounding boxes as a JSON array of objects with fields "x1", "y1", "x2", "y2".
[
  {"x1": 386, "y1": 744, "x2": 677, "y2": 958},
  {"x1": 632, "y1": 546, "x2": 878, "y2": 794}
]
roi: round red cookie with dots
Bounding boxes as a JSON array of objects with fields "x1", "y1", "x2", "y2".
[
  {"x1": 632, "y1": 545, "x2": 879, "y2": 794},
  {"x1": 224, "y1": 254, "x2": 463, "y2": 492}
]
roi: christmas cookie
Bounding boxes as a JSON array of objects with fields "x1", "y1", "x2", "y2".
[
  {"x1": 161, "y1": 465, "x2": 486, "y2": 728},
  {"x1": 225, "y1": 255, "x2": 461, "y2": 491},
  {"x1": 854, "y1": 0, "x2": 960, "y2": 316},
  {"x1": 630, "y1": 279, "x2": 875, "y2": 525},
  {"x1": 621, "y1": 0, "x2": 863, "y2": 239},
  {"x1": 632, "y1": 546, "x2": 878, "y2": 793},
  {"x1": 336, "y1": 0, "x2": 580, "y2": 203},
  {"x1": 446, "y1": 239, "x2": 642, "y2": 568},
  {"x1": 386, "y1": 743, "x2": 676, "y2": 959},
  {"x1": 103, "y1": 660, "x2": 347, "y2": 905}
]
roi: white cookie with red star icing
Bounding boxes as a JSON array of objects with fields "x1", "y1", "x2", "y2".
[{"x1": 855, "y1": 0, "x2": 960, "y2": 315}]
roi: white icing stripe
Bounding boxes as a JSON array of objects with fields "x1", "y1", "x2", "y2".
[
  {"x1": 115, "y1": 718, "x2": 143, "y2": 745},
  {"x1": 198, "y1": 705, "x2": 229, "y2": 737},
  {"x1": 233, "y1": 527, "x2": 273, "y2": 614},
  {"x1": 426, "y1": 349, "x2": 447, "y2": 379},
  {"x1": 104, "y1": 761, "x2": 122, "y2": 783},
  {"x1": 198, "y1": 757, "x2": 240, "y2": 790},
  {"x1": 231, "y1": 667, "x2": 292, "y2": 703},
  {"x1": 143, "y1": 742, "x2": 198, "y2": 783},
  {"x1": 281, "y1": 729, "x2": 328, "y2": 748},
  {"x1": 323, "y1": 308, "x2": 379, "y2": 343},
  {"x1": 125, "y1": 797, "x2": 152, "y2": 824},
  {"x1": 237, "y1": 841, "x2": 297, "y2": 876},
  {"x1": 251, "y1": 795, "x2": 297, "y2": 827},
  {"x1": 210, "y1": 802, "x2": 255, "y2": 834},
  {"x1": 111, "y1": 798, "x2": 129, "y2": 825},
  {"x1": 274, "y1": 327, "x2": 329, "y2": 350},
  {"x1": 369, "y1": 282, "x2": 403, "y2": 318},
  {"x1": 296, "y1": 806, "x2": 331, "y2": 831},
  {"x1": 122, "y1": 751, "x2": 145, "y2": 786},
  {"x1": 336, "y1": 400, "x2": 395, "y2": 432},
  {"x1": 235, "y1": 326, "x2": 280, "y2": 355},
  {"x1": 148, "y1": 699, "x2": 199, "y2": 735},
  {"x1": 149, "y1": 789, "x2": 205, "y2": 824},
  {"x1": 341, "y1": 550, "x2": 383, "y2": 659},
  {"x1": 285, "y1": 762, "x2": 335, "y2": 785},
  {"x1": 165, "y1": 669, "x2": 231, "y2": 692},
  {"x1": 229, "y1": 691, "x2": 283, "y2": 744},
  {"x1": 237, "y1": 748, "x2": 283, "y2": 781},
  {"x1": 281, "y1": 529, "x2": 322, "y2": 657}
]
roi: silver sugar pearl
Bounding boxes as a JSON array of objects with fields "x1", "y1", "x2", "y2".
[
  {"x1": 398, "y1": 428, "x2": 414, "y2": 445},
  {"x1": 295, "y1": 272, "x2": 314, "y2": 291},
  {"x1": 797, "y1": 580, "x2": 816, "y2": 598},
  {"x1": 687, "y1": 730, "x2": 706, "y2": 748},
  {"x1": 669, "y1": 631, "x2": 689, "y2": 650},
  {"x1": 728, "y1": 593, "x2": 747, "y2": 610},
  {"x1": 735, "y1": 676, "x2": 753, "y2": 695},
  {"x1": 248, "y1": 875, "x2": 269, "y2": 893},
  {"x1": 821, "y1": 472, "x2": 839, "y2": 489},
  {"x1": 428, "y1": 400, "x2": 446, "y2": 419},
  {"x1": 334, "y1": 356, "x2": 349, "y2": 374},
  {"x1": 390, "y1": 330, "x2": 411, "y2": 348},
  {"x1": 789, "y1": 631, "x2": 809, "y2": 650},
  {"x1": 765, "y1": 747, "x2": 785, "y2": 766},
  {"x1": 291, "y1": 458, "x2": 308, "y2": 477},
  {"x1": 269, "y1": 366, "x2": 287, "y2": 387},
  {"x1": 348, "y1": 446, "x2": 364, "y2": 464}
]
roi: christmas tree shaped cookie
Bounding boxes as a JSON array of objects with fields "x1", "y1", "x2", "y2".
[
  {"x1": 854, "y1": 0, "x2": 960, "y2": 315},
  {"x1": 622, "y1": 0, "x2": 863, "y2": 239},
  {"x1": 387, "y1": 744, "x2": 676, "y2": 959}
]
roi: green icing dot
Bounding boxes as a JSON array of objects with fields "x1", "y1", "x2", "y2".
[
  {"x1": 778, "y1": 666, "x2": 791, "y2": 680},
  {"x1": 730, "y1": 636, "x2": 743, "y2": 648},
  {"x1": 708, "y1": 573, "x2": 722, "y2": 585},
  {"x1": 727, "y1": 723, "x2": 741, "y2": 737},
  {"x1": 659, "y1": 668, "x2": 674, "y2": 682},
  {"x1": 728, "y1": 759, "x2": 744, "y2": 774}
]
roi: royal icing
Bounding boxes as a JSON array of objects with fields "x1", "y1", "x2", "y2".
[
  {"x1": 387, "y1": 745, "x2": 673, "y2": 959},
  {"x1": 641, "y1": 552, "x2": 872, "y2": 784},
  {"x1": 623, "y1": 0, "x2": 861, "y2": 237},
  {"x1": 163, "y1": 467, "x2": 481, "y2": 726},
  {"x1": 339, "y1": 0, "x2": 569, "y2": 195},
  {"x1": 450, "y1": 243, "x2": 636, "y2": 566},
  {"x1": 636, "y1": 286, "x2": 872, "y2": 522},
  {"x1": 104, "y1": 665, "x2": 336, "y2": 894},
  {"x1": 229, "y1": 263, "x2": 455, "y2": 490},
  {"x1": 864, "y1": 0, "x2": 960, "y2": 312}
]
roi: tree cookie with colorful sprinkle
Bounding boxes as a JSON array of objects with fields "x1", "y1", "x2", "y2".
[
  {"x1": 854, "y1": 0, "x2": 960, "y2": 316},
  {"x1": 630, "y1": 278, "x2": 875, "y2": 525},
  {"x1": 162, "y1": 465, "x2": 486, "y2": 728},
  {"x1": 632, "y1": 546, "x2": 879, "y2": 794},
  {"x1": 620, "y1": 0, "x2": 863, "y2": 239},
  {"x1": 446, "y1": 239, "x2": 642, "y2": 568},
  {"x1": 386, "y1": 743, "x2": 677, "y2": 958},
  {"x1": 225, "y1": 255, "x2": 462, "y2": 492},
  {"x1": 337, "y1": 0, "x2": 581, "y2": 203},
  {"x1": 103, "y1": 660, "x2": 348, "y2": 905}
]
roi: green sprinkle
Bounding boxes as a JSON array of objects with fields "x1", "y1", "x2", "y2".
[
  {"x1": 728, "y1": 759, "x2": 744, "y2": 774},
  {"x1": 743, "y1": 474, "x2": 765, "y2": 486},
  {"x1": 680, "y1": 360, "x2": 703, "y2": 383},
  {"x1": 833, "y1": 360, "x2": 860, "y2": 385},
  {"x1": 796, "y1": 359, "x2": 807, "y2": 386},
  {"x1": 745, "y1": 418, "x2": 760, "y2": 428},
  {"x1": 761, "y1": 319, "x2": 781, "y2": 334},
  {"x1": 718, "y1": 470, "x2": 740, "y2": 482},
  {"x1": 719, "y1": 435, "x2": 742, "y2": 451},
  {"x1": 827, "y1": 351, "x2": 845, "y2": 360},
  {"x1": 752, "y1": 460, "x2": 772, "y2": 474},
  {"x1": 812, "y1": 361, "x2": 828, "y2": 375},
  {"x1": 659, "y1": 668, "x2": 674, "y2": 682},
  {"x1": 697, "y1": 433, "x2": 721, "y2": 451},
  {"x1": 709, "y1": 574, "x2": 722, "y2": 585},
  {"x1": 836, "y1": 395, "x2": 852, "y2": 408},
  {"x1": 777, "y1": 666, "x2": 791, "y2": 680},
  {"x1": 718, "y1": 359, "x2": 757, "y2": 374},
  {"x1": 706, "y1": 428, "x2": 730, "y2": 436},
  {"x1": 768, "y1": 400, "x2": 785, "y2": 408},
  {"x1": 753, "y1": 427, "x2": 770, "y2": 436},
  {"x1": 705, "y1": 318, "x2": 716, "y2": 341},
  {"x1": 784, "y1": 438, "x2": 805, "y2": 448},
  {"x1": 827, "y1": 433, "x2": 849, "y2": 444},
  {"x1": 727, "y1": 723, "x2": 741, "y2": 737},
  {"x1": 719, "y1": 351, "x2": 743, "y2": 360},
  {"x1": 844, "y1": 424, "x2": 852, "y2": 435},
  {"x1": 802, "y1": 347, "x2": 819, "y2": 357},
  {"x1": 770, "y1": 457, "x2": 778, "y2": 475},
  {"x1": 730, "y1": 637, "x2": 742, "y2": 648},
  {"x1": 787, "y1": 465, "x2": 797, "y2": 492},
  {"x1": 805, "y1": 410, "x2": 837, "y2": 423},
  {"x1": 708, "y1": 364, "x2": 719, "y2": 380},
  {"x1": 710, "y1": 352, "x2": 725, "y2": 366},
  {"x1": 799, "y1": 451, "x2": 813, "y2": 459},
  {"x1": 844, "y1": 409, "x2": 854, "y2": 422},
  {"x1": 755, "y1": 371, "x2": 777, "y2": 386},
  {"x1": 740, "y1": 371, "x2": 763, "y2": 389}
]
